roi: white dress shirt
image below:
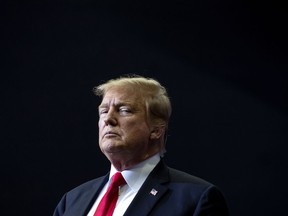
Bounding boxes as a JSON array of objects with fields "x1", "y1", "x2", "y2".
[{"x1": 87, "y1": 153, "x2": 161, "y2": 216}]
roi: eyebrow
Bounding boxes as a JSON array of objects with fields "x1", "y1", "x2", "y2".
[{"x1": 98, "y1": 102, "x2": 133, "y2": 110}]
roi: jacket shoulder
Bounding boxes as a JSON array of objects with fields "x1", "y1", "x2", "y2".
[
  {"x1": 67, "y1": 175, "x2": 107, "y2": 197},
  {"x1": 168, "y1": 167, "x2": 213, "y2": 186}
]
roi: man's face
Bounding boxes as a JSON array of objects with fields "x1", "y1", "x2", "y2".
[{"x1": 98, "y1": 86, "x2": 157, "y2": 166}]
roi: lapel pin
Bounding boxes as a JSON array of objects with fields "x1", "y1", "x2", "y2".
[{"x1": 150, "y1": 188, "x2": 158, "y2": 196}]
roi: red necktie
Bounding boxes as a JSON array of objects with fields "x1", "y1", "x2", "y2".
[{"x1": 94, "y1": 172, "x2": 126, "y2": 216}]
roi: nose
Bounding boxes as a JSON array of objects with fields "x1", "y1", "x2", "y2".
[{"x1": 103, "y1": 111, "x2": 117, "y2": 126}]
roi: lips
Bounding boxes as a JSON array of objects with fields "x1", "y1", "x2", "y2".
[{"x1": 103, "y1": 131, "x2": 119, "y2": 137}]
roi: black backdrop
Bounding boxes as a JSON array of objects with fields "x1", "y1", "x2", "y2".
[{"x1": 2, "y1": 1, "x2": 287, "y2": 215}]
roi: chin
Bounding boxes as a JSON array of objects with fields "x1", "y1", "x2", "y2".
[{"x1": 103, "y1": 144, "x2": 124, "y2": 154}]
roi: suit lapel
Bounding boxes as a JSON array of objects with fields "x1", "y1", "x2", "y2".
[
  {"x1": 66, "y1": 174, "x2": 109, "y2": 216},
  {"x1": 124, "y1": 160, "x2": 170, "y2": 216}
]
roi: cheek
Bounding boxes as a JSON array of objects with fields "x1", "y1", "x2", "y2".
[
  {"x1": 126, "y1": 123, "x2": 151, "y2": 136},
  {"x1": 98, "y1": 119, "x2": 104, "y2": 128},
  {"x1": 98, "y1": 121, "x2": 104, "y2": 135}
]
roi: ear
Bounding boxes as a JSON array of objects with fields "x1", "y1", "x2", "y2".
[{"x1": 150, "y1": 127, "x2": 164, "y2": 140}]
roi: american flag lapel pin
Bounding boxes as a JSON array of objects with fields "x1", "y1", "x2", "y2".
[{"x1": 150, "y1": 188, "x2": 158, "y2": 196}]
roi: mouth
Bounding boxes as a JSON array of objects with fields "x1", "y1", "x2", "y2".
[{"x1": 104, "y1": 131, "x2": 119, "y2": 138}]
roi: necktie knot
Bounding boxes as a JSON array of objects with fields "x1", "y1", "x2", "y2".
[{"x1": 111, "y1": 172, "x2": 126, "y2": 188}]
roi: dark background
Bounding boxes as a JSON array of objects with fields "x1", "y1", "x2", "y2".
[{"x1": 2, "y1": 0, "x2": 287, "y2": 215}]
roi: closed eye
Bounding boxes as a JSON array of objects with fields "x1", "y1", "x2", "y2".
[
  {"x1": 119, "y1": 107, "x2": 132, "y2": 114},
  {"x1": 99, "y1": 108, "x2": 108, "y2": 115}
]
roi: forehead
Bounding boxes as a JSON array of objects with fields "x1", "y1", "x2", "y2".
[{"x1": 100, "y1": 86, "x2": 145, "y2": 106}]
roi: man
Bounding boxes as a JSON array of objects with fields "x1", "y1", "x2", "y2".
[{"x1": 53, "y1": 74, "x2": 229, "y2": 216}]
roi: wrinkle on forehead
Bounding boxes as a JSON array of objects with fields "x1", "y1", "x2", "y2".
[{"x1": 100, "y1": 85, "x2": 145, "y2": 108}]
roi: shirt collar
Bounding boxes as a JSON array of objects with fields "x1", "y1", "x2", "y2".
[{"x1": 110, "y1": 153, "x2": 161, "y2": 192}]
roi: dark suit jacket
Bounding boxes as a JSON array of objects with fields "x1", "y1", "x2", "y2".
[{"x1": 53, "y1": 160, "x2": 229, "y2": 216}]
